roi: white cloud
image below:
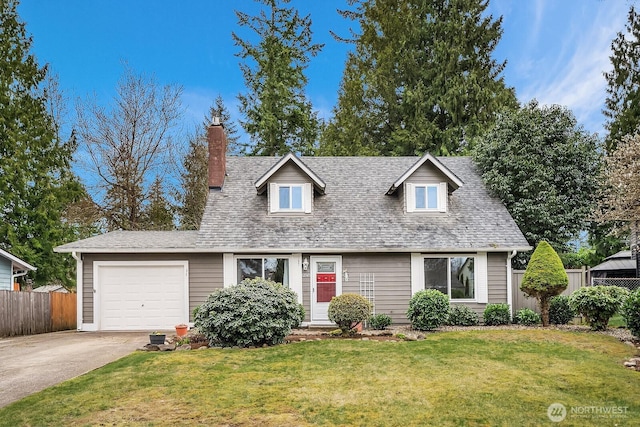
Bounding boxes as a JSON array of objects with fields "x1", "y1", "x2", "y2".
[{"x1": 517, "y1": 1, "x2": 628, "y2": 134}]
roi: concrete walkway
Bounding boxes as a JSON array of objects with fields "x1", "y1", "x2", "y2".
[{"x1": 0, "y1": 330, "x2": 150, "y2": 408}]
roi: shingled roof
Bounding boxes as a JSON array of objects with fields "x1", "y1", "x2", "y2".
[
  {"x1": 196, "y1": 156, "x2": 530, "y2": 252},
  {"x1": 55, "y1": 231, "x2": 198, "y2": 253}
]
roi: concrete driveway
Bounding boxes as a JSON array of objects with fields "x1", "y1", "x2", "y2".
[{"x1": 0, "y1": 330, "x2": 150, "y2": 408}]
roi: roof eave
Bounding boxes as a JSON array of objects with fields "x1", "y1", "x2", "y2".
[
  {"x1": 388, "y1": 154, "x2": 464, "y2": 195},
  {"x1": 254, "y1": 153, "x2": 327, "y2": 194}
]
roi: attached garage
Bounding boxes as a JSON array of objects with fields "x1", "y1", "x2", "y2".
[{"x1": 94, "y1": 261, "x2": 189, "y2": 330}]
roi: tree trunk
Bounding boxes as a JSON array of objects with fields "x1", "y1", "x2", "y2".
[{"x1": 540, "y1": 297, "x2": 550, "y2": 327}]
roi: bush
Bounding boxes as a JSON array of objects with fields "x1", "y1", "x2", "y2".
[
  {"x1": 483, "y1": 303, "x2": 511, "y2": 326},
  {"x1": 569, "y1": 285, "x2": 630, "y2": 331},
  {"x1": 447, "y1": 305, "x2": 479, "y2": 326},
  {"x1": 622, "y1": 289, "x2": 640, "y2": 338},
  {"x1": 194, "y1": 278, "x2": 303, "y2": 347},
  {"x1": 520, "y1": 241, "x2": 568, "y2": 326},
  {"x1": 368, "y1": 313, "x2": 392, "y2": 330},
  {"x1": 407, "y1": 289, "x2": 449, "y2": 331},
  {"x1": 513, "y1": 308, "x2": 541, "y2": 326},
  {"x1": 328, "y1": 293, "x2": 372, "y2": 333},
  {"x1": 549, "y1": 295, "x2": 575, "y2": 325}
]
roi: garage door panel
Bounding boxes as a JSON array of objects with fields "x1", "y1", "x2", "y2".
[{"x1": 96, "y1": 262, "x2": 188, "y2": 331}]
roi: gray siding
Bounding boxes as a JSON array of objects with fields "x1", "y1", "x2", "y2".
[
  {"x1": 301, "y1": 252, "x2": 509, "y2": 325},
  {"x1": 81, "y1": 253, "x2": 222, "y2": 325},
  {"x1": 342, "y1": 254, "x2": 411, "y2": 325},
  {"x1": 451, "y1": 252, "x2": 508, "y2": 318},
  {"x1": 0, "y1": 258, "x2": 11, "y2": 291},
  {"x1": 270, "y1": 163, "x2": 312, "y2": 184}
]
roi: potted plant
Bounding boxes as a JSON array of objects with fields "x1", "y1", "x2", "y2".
[
  {"x1": 149, "y1": 331, "x2": 166, "y2": 345},
  {"x1": 175, "y1": 323, "x2": 188, "y2": 337}
]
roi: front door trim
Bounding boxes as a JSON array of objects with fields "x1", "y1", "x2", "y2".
[{"x1": 310, "y1": 256, "x2": 342, "y2": 325}]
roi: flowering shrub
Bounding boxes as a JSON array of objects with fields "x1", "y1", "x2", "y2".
[
  {"x1": 569, "y1": 285, "x2": 629, "y2": 331},
  {"x1": 328, "y1": 293, "x2": 372, "y2": 334},
  {"x1": 483, "y1": 303, "x2": 510, "y2": 326},
  {"x1": 369, "y1": 313, "x2": 393, "y2": 330},
  {"x1": 513, "y1": 308, "x2": 541, "y2": 326},
  {"x1": 549, "y1": 295, "x2": 575, "y2": 325},
  {"x1": 622, "y1": 289, "x2": 640, "y2": 338},
  {"x1": 407, "y1": 289, "x2": 449, "y2": 330},
  {"x1": 194, "y1": 278, "x2": 303, "y2": 347},
  {"x1": 447, "y1": 305, "x2": 479, "y2": 326}
]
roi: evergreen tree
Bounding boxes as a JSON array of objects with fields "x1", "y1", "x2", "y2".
[
  {"x1": 520, "y1": 241, "x2": 568, "y2": 327},
  {"x1": 233, "y1": 0, "x2": 323, "y2": 155},
  {"x1": 177, "y1": 134, "x2": 209, "y2": 230},
  {"x1": 604, "y1": 5, "x2": 640, "y2": 153},
  {"x1": 208, "y1": 95, "x2": 245, "y2": 155},
  {"x1": 144, "y1": 176, "x2": 175, "y2": 230},
  {"x1": 320, "y1": 0, "x2": 516, "y2": 156},
  {"x1": 473, "y1": 101, "x2": 602, "y2": 267},
  {"x1": 0, "y1": 0, "x2": 83, "y2": 286}
]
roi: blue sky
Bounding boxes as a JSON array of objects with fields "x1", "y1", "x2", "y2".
[{"x1": 17, "y1": 0, "x2": 634, "y2": 140}]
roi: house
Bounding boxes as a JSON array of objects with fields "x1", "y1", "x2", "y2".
[
  {"x1": 0, "y1": 248, "x2": 37, "y2": 291},
  {"x1": 55, "y1": 120, "x2": 530, "y2": 331},
  {"x1": 32, "y1": 284, "x2": 69, "y2": 293},
  {"x1": 590, "y1": 250, "x2": 638, "y2": 285}
]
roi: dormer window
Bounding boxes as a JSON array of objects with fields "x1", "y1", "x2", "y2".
[
  {"x1": 415, "y1": 185, "x2": 439, "y2": 210},
  {"x1": 406, "y1": 183, "x2": 447, "y2": 213},
  {"x1": 279, "y1": 185, "x2": 303, "y2": 211},
  {"x1": 270, "y1": 182, "x2": 312, "y2": 213}
]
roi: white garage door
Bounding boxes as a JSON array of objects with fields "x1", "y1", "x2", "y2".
[{"x1": 95, "y1": 261, "x2": 188, "y2": 331}]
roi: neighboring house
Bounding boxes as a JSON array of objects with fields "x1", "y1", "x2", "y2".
[
  {"x1": 591, "y1": 250, "x2": 637, "y2": 283},
  {"x1": 32, "y1": 284, "x2": 69, "y2": 293},
  {"x1": 0, "y1": 248, "x2": 37, "y2": 291},
  {"x1": 55, "y1": 121, "x2": 530, "y2": 331}
]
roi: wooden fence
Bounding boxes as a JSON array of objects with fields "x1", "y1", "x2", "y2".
[
  {"x1": 511, "y1": 268, "x2": 586, "y2": 313},
  {"x1": 0, "y1": 290, "x2": 76, "y2": 337}
]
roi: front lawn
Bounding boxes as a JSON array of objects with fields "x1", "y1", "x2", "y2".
[{"x1": 1, "y1": 329, "x2": 638, "y2": 426}]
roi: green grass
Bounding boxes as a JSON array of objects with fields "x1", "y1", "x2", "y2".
[
  {"x1": 1, "y1": 330, "x2": 639, "y2": 426},
  {"x1": 609, "y1": 313, "x2": 627, "y2": 328}
]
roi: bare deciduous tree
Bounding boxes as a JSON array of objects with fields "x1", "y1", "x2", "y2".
[{"x1": 75, "y1": 67, "x2": 183, "y2": 230}]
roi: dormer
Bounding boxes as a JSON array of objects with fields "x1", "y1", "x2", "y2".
[
  {"x1": 255, "y1": 153, "x2": 326, "y2": 214},
  {"x1": 387, "y1": 154, "x2": 463, "y2": 213}
]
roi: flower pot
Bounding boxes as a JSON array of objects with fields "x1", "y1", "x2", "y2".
[
  {"x1": 149, "y1": 334, "x2": 166, "y2": 345},
  {"x1": 175, "y1": 324, "x2": 188, "y2": 337}
]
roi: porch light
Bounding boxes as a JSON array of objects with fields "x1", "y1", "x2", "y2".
[
  {"x1": 302, "y1": 257, "x2": 309, "y2": 271},
  {"x1": 343, "y1": 270, "x2": 349, "y2": 282}
]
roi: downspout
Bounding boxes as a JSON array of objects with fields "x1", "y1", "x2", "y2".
[
  {"x1": 72, "y1": 251, "x2": 83, "y2": 330},
  {"x1": 11, "y1": 270, "x2": 29, "y2": 290},
  {"x1": 506, "y1": 250, "x2": 517, "y2": 318}
]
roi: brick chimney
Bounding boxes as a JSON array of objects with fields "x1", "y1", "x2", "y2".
[{"x1": 207, "y1": 117, "x2": 226, "y2": 189}]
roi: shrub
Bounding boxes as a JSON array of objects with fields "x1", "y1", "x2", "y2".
[
  {"x1": 369, "y1": 313, "x2": 392, "y2": 330},
  {"x1": 622, "y1": 289, "x2": 640, "y2": 338},
  {"x1": 520, "y1": 241, "x2": 568, "y2": 326},
  {"x1": 483, "y1": 303, "x2": 511, "y2": 326},
  {"x1": 513, "y1": 308, "x2": 541, "y2": 326},
  {"x1": 194, "y1": 278, "x2": 303, "y2": 347},
  {"x1": 328, "y1": 293, "x2": 372, "y2": 334},
  {"x1": 407, "y1": 289, "x2": 449, "y2": 331},
  {"x1": 447, "y1": 305, "x2": 479, "y2": 326},
  {"x1": 549, "y1": 295, "x2": 575, "y2": 325},
  {"x1": 569, "y1": 285, "x2": 630, "y2": 331}
]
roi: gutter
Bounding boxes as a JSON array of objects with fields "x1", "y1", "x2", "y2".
[
  {"x1": 72, "y1": 251, "x2": 83, "y2": 330},
  {"x1": 507, "y1": 250, "x2": 517, "y2": 318}
]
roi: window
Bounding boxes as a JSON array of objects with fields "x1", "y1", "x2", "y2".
[
  {"x1": 237, "y1": 257, "x2": 290, "y2": 286},
  {"x1": 424, "y1": 256, "x2": 475, "y2": 300},
  {"x1": 279, "y1": 185, "x2": 303, "y2": 210},
  {"x1": 406, "y1": 183, "x2": 446, "y2": 212},
  {"x1": 269, "y1": 183, "x2": 312, "y2": 213}
]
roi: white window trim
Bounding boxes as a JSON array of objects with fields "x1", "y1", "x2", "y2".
[
  {"x1": 222, "y1": 253, "x2": 303, "y2": 304},
  {"x1": 406, "y1": 182, "x2": 447, "y2": 213},
  {"x1": 410, "y1": 252, "x2": 487, "y2": 303},
  {"x1": 269, "y1": 183, "x2": 312, "y2": 213}
]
